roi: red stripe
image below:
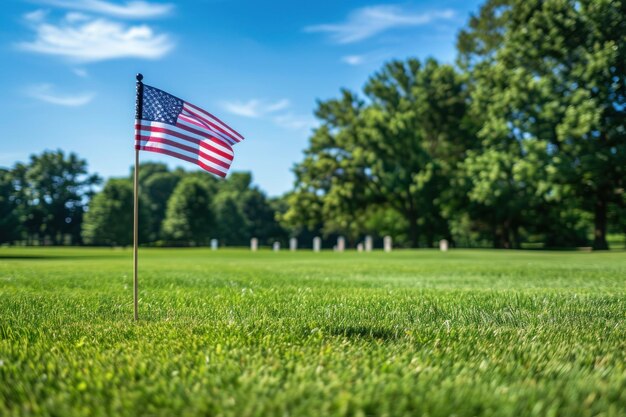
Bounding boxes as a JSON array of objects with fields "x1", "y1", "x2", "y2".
[
  {"x1": 137, "y1": 135, "x2": 231, "y2": 169},
  {"x1": 185, "y1": 102, "x2": 244, "y2": 140},
  {"x1": 135, "y1": 123, "x2": 233, "y2": 161},
  {"x1": 138, "y1": 145, "x2": 226, "y2": 178},
  {"x1": 183, "y1": 104, "x2": 242, "y2": 143}
]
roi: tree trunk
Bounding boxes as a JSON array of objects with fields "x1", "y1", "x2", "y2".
[
  {"x1": 502, "y1": 219, "x2": 513, "y2": 249},
  {"x1": 407, "y1": 211, "x2": 419, "y2": 248},
  {"x1": 512, "y1": 224, "x2": 521, "y2": 249},
  {"x1": 493, "y1": 220, "x2": 512, "y2": 249},
  {"x1": 593, "y1": 197, "x2": 609, "y2": 250}
]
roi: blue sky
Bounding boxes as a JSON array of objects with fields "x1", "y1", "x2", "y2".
[{"x1": 0, "y1": 0, "x2": 483, "y2": 196}]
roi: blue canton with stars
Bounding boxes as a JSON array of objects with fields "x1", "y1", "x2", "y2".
[{"x1": 141, "y1": 84, "x2": 183, "y2": 125}]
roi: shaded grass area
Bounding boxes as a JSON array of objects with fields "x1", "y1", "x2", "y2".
[{"x1": 0, "y1": 248, "x2": 625, "y2": 416}]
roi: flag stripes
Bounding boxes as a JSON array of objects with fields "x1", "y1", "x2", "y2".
[
  {"x1": 135, "y1": 120, "x2": 233, "y2": 177},
  {"x1": 136, "y1": 83, "x2": 243, "y2": 178},
  {"x1": 137, "y1": 120, "x2": 234, "y2": 159}
]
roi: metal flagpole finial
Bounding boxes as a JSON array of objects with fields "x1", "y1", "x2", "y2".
[{"x1": 135, "y1": 74, "x2": 144, "y2": 121}]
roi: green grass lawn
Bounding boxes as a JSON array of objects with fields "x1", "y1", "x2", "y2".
[{"x1": 0, "y1": 248, "x2": 625, "y2": 417}]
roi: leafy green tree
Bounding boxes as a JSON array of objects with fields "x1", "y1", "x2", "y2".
[
  {"x1": 132, "y1": 162, "x2": 169, "y2": 187},
  {"x1": 142, "y1": 171, "x2": 182, "y2": 241},
  {"x1": 82, "y1": 178, "x2": 150, "y2": 246},
  {"x1": 14, "y1": 150, "x2": 100, "y2": 245},
  {"x1": 287, "y1": 58, "x2": 475, "y2": 247},
  {"x1": 242, "y1": 191, "x2": 286, "y2": 245},
  {"x1": 459, "y1": 0, "x2": 626, "y2": 249},
  {"x1": 211, "y1": 172, "x2": 286, "y2": 246},
  {"x1": 456, "y1": 143, "x2": 550, "y2": 248},
  {"x1": 162, "y1": 177, "x2": 215, "y2": 245},
  {"x1": 213, "y1": 194, "x2": 248, "y2": 246}
]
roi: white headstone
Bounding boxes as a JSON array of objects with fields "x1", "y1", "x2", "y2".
[
  {"x1": 210, "y1": 239, "x2": 218, "y2": 250},
  {"x1": 365, "y1": 235, "x2": 373, "y2": 252},
  {"x1": 337, "y1": 236, "x2": 345, "y2": 252},
  {"x1": 357, "y1": 243, "x2": 364, "y2": 252},
  {"x1": 273, "y1": 241, "x2": 280, "y2": 252},
  {"x1": 313, "y1": 236, "x2": 321, "y2": 252},
  {"x1": 250, "y1": 237, "x2": 258, "y2": 252},
  {"x1": 384, "y1": 236, "x2": 392, "y2": 252},
  {"x1": 439, "y1": 239, "x2": 449, "y2": 252},
  {"x1": 289, "y1": 237, "x2": 297, "y2": 252}
]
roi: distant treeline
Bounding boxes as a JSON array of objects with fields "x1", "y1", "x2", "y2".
[
  {"x1": 1, "y1": 0, "x2": 625, "y2": 249},
  {"x1": 0, "y1": 152, "x2": 287, "y2": 247}
]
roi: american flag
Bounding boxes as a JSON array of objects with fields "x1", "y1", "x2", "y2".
[{"x1": 135, "y1": 84, "x2": 244, "y2": 178}]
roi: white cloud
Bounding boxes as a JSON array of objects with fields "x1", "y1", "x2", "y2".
[
  {"x1": 341, "y1": 50, "x2": 395, "y2": 66},
  {"x1": 266, "y1": 99, "x2": 290, "y2": 113},
  {"x1": 65, "y1": 12, "x2": 91, "y2": 23},
  {"x1": 25, "y1": 83, "x2": 95, "y2": 106},
  {"x1": 72, "y1": 68, "x2": 88, "y2": 77},
  {"x1": 273, "y1": 113, "x2": 317, "y2": 131},
  {"x1": 24, "y1": 9, "x2": 48, "y2": 22},
  {"x1": 342, "y1": 55, "x2": 364, "y2": 65},
  {"x1": 18, "y1": 13, "x2": 174, "y2": 62},
  {"x1": 221, "y1": 99, "x2": 291, "y2": 118},
  {"x1": 221, "y1": 98, "x2": 315, "y2": 131},
  {"x1": 35, "y1": 0, "x2": 174, "y2": 19},
  {"x1": 304, "y1": 5, "x2": 455, "y2": 44}
]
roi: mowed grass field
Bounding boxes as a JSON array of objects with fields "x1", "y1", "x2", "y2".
[{"x1": 0, "y1": 248, "x2": 625, "y2": 417}]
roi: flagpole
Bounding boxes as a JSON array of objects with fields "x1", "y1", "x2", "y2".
[{"x1": 134, "y1": 73, "x2": 143, "y2": 321}]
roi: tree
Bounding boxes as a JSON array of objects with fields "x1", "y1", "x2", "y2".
[
  {"x1": 162, "y1": 177, "x2": 215, "y2": 245},
  {"x1": 211, "y1": 172, "x2": 286, "y2": 246},
  {"x1": 213, "y1": 194, "x2": 248, "y2": 246},
  {"x1": 459, "y1": 0, "x2": 626, "y2": 249},
  {"x1": 241, "y1": 190, "x2": 286, "y2": 245},
  {"x1": 15, "y1": 150, "x2": 100, "y2": 245},
  {"x1": 287, "y1": 58, "x2": 476, "y2": 247},
  {"x1": 142, "y1": 171, "x2": 182, "y2": 241},
  {"x1": 82, "y1": 178, "x2": 150, "y2": 246}
]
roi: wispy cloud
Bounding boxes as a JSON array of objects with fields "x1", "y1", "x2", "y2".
[
  {"x1": 34, "y1": 0, "x2": 174, "y2": 19},
  {"x1": 221, "y1": 99, "x2": 290, "y2": 118},
  {"x1": 221, "y1": 98, "x2": 315, "y2": 131},
  {"x1": 341, "y1": 50, "x2": 395, "y2": 66},
  {"x1": 304, "y1": 5, "x2": 455, "y2": 44},
  {"x1": 18, "y1": 12, "x2": 174, "y2": 62},
  {"x1": 342, "y1": 55, "x2": 364, "y2": 65},
  {"x1": 24, "y1": 9, "x2": 48, "y2": 22},
  {"x1": 272, "y1": 113, "x2": 316, "y2": 131},
  {"x1": 72, "y1": 68, "x2": 89, "y2": 77},
  {"x1": 25, "y1": 83, "x2": 95, "y2": 106}
]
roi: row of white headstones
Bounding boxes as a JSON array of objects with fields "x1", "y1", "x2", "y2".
[{"x1": 208, "y1": 237, "x2": 450, "y2": 252}]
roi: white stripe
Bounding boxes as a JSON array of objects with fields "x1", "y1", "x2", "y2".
[
  {"x1": 179, "y1": 110, "x2": 237, "y2": 146},
  {"x1": 137, "y1": 140, "x2": 230, "y2": 174},
  {"x1": 183, "y1": 103, "x2": 243, "y2": 142},
  {"x1": 138, "y1": 120, "x2": 234, "y2": 157},
  {"x1": 136, "y1": 130, "x2": 233, "y2": 165}
]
